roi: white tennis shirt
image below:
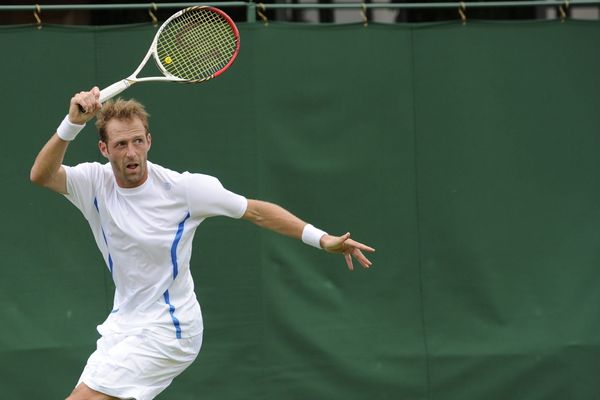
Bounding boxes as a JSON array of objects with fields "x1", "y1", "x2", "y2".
[{"x1": 63, "y1": 161, "x2": 248, "y2": 339}]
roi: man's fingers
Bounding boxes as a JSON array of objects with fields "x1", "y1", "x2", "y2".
[
  {"x1": 353, "y1": 249, "x2": 372, "y2": 269},
  {"x1": 72, "y1": 88, "x2": 102, "y2": 115},
  {"x1": 328, "y1": 233, "x2": 375, "y2": 271},
  {"x1": 345, "y1": 239, "x2": 375, "y2": 253},
  {"x1": 343, "y1": 248, "x2": 372, "y2": 271},
  {"x1": 344, "y1": 252, "x2": 354, "y2": 271}
]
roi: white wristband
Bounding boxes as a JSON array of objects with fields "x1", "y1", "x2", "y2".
[
  {"x1": 56, "y1": 115, "x2": 85, "y2": 141},
  {"x1": 302, "y1": 224, "x2": 327, "y2": 249}
]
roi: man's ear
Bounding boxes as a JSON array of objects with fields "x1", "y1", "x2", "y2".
[
  {"x1": 147, "y1": 132, "x2": 152, "y2": 151},
  {"x1": 98, "y1": 140, "x2": 109, "y2": 158}
]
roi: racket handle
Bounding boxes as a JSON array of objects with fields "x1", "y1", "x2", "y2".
[
  {"x1": 76, "y1": 80, "x2": 133, "y2": 114},
  {"x1": 99, "y1": 79, "x2": 134, "y2": 104}
]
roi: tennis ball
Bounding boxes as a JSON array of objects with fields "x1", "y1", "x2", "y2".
[{"x1": 164, "y1": 56, "x2": 172, "y2": 64}]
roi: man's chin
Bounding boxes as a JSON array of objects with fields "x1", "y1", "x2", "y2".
[{"x1": 120, "y1": 170, "x2": 147, "y2": 188}]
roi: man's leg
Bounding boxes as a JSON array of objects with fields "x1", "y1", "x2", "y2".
[{"x1": 65, "y1": 382, "x2": 119, "y2": 400}]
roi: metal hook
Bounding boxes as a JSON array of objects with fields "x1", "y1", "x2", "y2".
[
  {"x1": 34, "y1": 4, "x2": 42, "y2": 30},
  {"x1": 257, "y1": 3, "x2": 269, "y2": 26},
  {"x1": 361, "y1": 3, "x2": 369, "y2": 28},
  {"x1": 458, "y1": 1, "x2": 467, "y2": 25},
  {"x1": 256, "y1": 3, "x2": 269, "y2": 26},
  {"x1": 559, "y1": 0, "x2": 570, "y2": 22},
  {"x1": 148, "y1": 2, "x2": 158, "y2": 27}
]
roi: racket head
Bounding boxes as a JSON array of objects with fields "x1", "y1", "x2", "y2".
[{"x1": 152, "y1": 6, "x2": 240, "y2": 83}]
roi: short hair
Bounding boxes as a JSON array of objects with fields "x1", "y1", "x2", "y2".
[{"x1": 95, "y1": 98, "x2": 150, "y2": 143}]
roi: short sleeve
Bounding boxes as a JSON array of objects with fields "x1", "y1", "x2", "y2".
[
  {"x1": 63, "y1": 162, "x2": 103, "y2": 218},
  {"x1": 185, "y1": 173, "x2": 248, "y2": 219}
]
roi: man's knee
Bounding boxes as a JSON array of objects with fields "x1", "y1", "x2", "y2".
[{"x1": 66, "y1": 383, "x2": 117, "y2": 400}]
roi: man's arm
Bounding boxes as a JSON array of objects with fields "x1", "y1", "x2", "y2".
[
  {"x1": 242, "y1": 199, "x2": 375, "y2": 270},
  {"x1": 30, "y1": 87, "x2": 102, "y2": 194},
  {"x1": 30, "y1": 135, "x2": 70, "y2": 194}
]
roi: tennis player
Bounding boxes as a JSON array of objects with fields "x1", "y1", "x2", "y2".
[{"x1": 30, "y1": 87, "x2": 375, "y2": 400}]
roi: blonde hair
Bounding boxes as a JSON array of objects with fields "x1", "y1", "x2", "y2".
[{"x1": 95, "y1": 98, "x2": 150, "y2": 143}]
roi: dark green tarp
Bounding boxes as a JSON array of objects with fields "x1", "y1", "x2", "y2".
[{"x1": 1, "y1": 20, "x2": 599, "y2": 399}]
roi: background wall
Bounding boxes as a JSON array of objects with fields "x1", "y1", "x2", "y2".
[{"x1": 1, "y1": 20, "x2": 599, "y2": 399}]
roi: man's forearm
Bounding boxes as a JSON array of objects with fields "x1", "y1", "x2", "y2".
[{"x1": 242, "y1": 199, "x2": 306, "y2": 240}]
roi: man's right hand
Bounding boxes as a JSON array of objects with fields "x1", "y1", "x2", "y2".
[{"x1": 68, "y1": 86, "x2": 102, "y2": 125}]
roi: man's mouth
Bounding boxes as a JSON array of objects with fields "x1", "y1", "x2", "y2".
[{"x1": 126, "y1": 163, "x2": 139, "y2": 170}]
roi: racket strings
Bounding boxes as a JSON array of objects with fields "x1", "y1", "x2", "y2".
[
  {"x1": 156, "y1": 8, "x2": 238, "y2": 81},
  {"x1": 159, "y1": 10, "x2": 232, "y2": 79}
]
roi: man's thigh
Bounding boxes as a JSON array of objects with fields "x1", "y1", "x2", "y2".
[{"x1": 78, "y1": 332, "x2": 202, "y2": 400}]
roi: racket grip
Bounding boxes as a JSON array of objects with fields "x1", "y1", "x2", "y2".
[{"x1": 99, "y1": 79, "x2": 133, "y2": 104}]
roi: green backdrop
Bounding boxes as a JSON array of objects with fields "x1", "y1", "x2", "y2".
[{"x1": 1, "y1": 19, "x2": 599, "y2": 399}]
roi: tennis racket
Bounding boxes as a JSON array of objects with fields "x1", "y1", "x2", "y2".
[{"x1": 81, "y1": 6, "x2": 239, "y2": 111}]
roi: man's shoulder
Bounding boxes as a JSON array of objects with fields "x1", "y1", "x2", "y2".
[
  {"x1": 149, "y1": 161, "x2": 218, "y2": 185},
  {"x1": 65, "y1": 161, "x2": 111, "y2": 179},
  {"x1": 148, "y1": 161, "x2": 181, "y2": 178}
]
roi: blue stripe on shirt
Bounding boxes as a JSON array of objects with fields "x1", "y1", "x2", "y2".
[
  {"x1": 163, "y1": 290, "x2": 182, "y2": 339},
  {"x1": 170, "y1": 212, "x2": 190, "y2": 279},
  {"x1": 93, "y1": 197, "x2": 113, "y2": 275}
]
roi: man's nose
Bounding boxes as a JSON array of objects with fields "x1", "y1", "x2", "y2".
[{"x1": 126, "y1": 143, "x2": 136, "y2": 157}]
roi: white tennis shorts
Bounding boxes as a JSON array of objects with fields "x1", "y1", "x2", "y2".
[{"x1": 78, "y1": 331, "x2": 203, "y2": 400}]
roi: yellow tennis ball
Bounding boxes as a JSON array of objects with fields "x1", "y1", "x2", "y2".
[{"x1": 164, "y1": 56, "x2": 172, "y2": 64}]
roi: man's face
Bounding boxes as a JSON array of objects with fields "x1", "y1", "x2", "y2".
[{"x1": 98, "y1": 117, "x2": 152, "y2": 188}]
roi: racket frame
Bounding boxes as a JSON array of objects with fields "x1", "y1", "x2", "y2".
[{"x1": 98, "y1": 6, "x2": 240, "y2": 104}]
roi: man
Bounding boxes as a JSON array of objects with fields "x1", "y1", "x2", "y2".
[{"x1": 30, "y1": 87, "x2": 375, "y2": 400}]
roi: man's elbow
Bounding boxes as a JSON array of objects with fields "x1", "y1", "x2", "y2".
[
  {"x1": 242, "y1": 199, "x2": 265, "y2": 224},
  {"x1": 30, "y1": 166, "x2": 49, "y2": 187}
]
